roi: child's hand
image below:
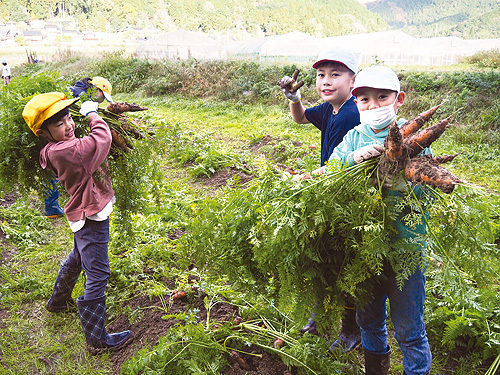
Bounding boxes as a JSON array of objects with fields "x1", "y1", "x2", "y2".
[
  {"x1": 277, "y1": 69, "x2": 305, "y2": 103},
  {"x1": 79, "y1": 101, "x2": 99, "y2": 116},
  {"x1": 352, "y1": 144, "x2": 384, "y2": 164}
]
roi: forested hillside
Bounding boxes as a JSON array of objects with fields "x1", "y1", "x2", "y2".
[
  {"x1": 366, "y1": 0, "x2": 500, "y2": 38},
  {"x1": 0, "y1": 0, "x2": 389, "y2": 37}
]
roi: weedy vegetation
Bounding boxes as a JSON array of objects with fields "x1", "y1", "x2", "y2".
[{"x1": 0, "y1": 54, "x2": 499, "y2": 374}]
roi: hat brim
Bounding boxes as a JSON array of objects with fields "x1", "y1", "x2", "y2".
[
  {"x1": 312, "y1": 59, "x2": 351, "y2": 71},
  {"x1": 103, "y1": 91, "x2": 113, "y2": 103},
  {"x1": 33, "y1": 97, "x2": 79, "y2": 134},
  {"x1": 46, "y1": 98, "x2": 79, "y2": 120}
]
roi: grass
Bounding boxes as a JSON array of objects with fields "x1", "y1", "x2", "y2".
[{"x1": 1, "y1": 91, "x2": 499, "y2": 374}]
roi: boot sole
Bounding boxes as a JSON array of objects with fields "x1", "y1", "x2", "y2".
[{"x1": 86, "y1": 333, "x2": 133, "y2": 356}]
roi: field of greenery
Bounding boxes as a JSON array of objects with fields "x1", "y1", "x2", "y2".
[{"x1": 0, "y1": 52, "x2": 499, "y2": 374}]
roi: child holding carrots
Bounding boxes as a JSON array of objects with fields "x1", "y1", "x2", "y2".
[
  {"x1": 302, "y1": 65, "x2": 432, "y2": 375},
  {"x1": 41, "y1": 77, "x2": 115, "y2": 218},
  {"x1": 277, "y1": 47, "x2": 362, "y2": 353},
  {"x1": 22, "y1": 92, "x2": 131, "y2": 353},
  {"x1": 70, "y1": 76, "x2": 114, "y2": 103}
]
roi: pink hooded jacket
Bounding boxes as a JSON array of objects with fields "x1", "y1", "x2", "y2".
[{"x1": 39, "y1": 113, "x2": 115, "y2": 222}]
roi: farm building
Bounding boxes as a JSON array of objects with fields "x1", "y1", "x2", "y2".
[
  {"x1": 135, "y1": 30, "x2": 226, "y2": 60},
  {"x1": 225, "y1": 31, "x2": 500, "y2": 66}
]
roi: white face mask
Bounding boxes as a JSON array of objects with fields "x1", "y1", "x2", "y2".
[{"x1": 359, "y1": 96, "x2": 398, "y2": 130}]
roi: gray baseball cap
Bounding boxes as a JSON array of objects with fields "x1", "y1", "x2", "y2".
[{"x1": 312, "y1": 47, "x2": 359, "y2": 74}]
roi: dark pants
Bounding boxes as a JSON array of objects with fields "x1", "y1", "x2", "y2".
[{"x1": 63, "y1": 218, "x2": 110, "y2": 300}]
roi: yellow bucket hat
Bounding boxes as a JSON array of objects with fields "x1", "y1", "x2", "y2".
[
  {"x1": 90, "y1": 77, "x2": 113, "y2": 102},
  {"x1": 23, "y1": 92, "x2": 79, "y2": 136}
]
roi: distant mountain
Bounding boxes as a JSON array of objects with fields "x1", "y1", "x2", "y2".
[
  {"x1": 1, "y1": 0, "x2": 389, "y2": 38},
  {"x1": 364, "y1": 0, "x2": 500, "y2": 39}
]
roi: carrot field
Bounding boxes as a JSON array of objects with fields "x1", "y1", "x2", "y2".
[{"x1": 0, "y1": 55, "x2": 499, "y2": 375}]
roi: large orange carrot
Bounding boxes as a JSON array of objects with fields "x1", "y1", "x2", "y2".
[
  {"x1": 403, "y1": 115, "x2": 453, "y2": 158},
  {"x1": 404, "y1": 156, "x2": 461, "y2": 193},
  {"x1": 110, "y1": 129, "x2": 131, "y2": 151},
  {"x1": 399, "y1": 103, "x2": 444, "y2": 138},
  {"x1": 420, "y1": 153, "x2": 461, "y2": 165},
  {"x1": 107, "y1": 102, "x2": 148, "y2": 115},
  {"x1": 384, "y1": 120, "x2": 404, "y2": 162}
]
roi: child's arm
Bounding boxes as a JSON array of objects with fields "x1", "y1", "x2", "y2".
[
  {"x1": 277, "y1": 70, "x2": 309, "y2": 124},
  {"x1": 77, "y1": 112, "x2": 112, "y2": 173}
]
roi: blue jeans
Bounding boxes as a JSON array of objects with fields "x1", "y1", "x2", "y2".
[
  {"x1": 356, "y1": 262, "x2": 432, "y2": 375},
  {"x1": 62, "y1": 218, "x2": 111, "y2": 301}
]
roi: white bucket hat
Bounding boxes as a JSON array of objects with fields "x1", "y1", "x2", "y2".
[
  {"x1": 312, "y1": 47, "x2": 359, "y2": 74},
  {"x1": 352, "y1": 65, "x2": 400, "y2": 97}
]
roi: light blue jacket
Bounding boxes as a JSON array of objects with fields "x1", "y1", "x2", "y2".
[{"x1": 328, "y1": 119, "x2": 430, "y2": 248}]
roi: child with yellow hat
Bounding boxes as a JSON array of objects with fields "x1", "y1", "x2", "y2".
[
  {"x1": 42, "y1": 76, "x2": 114, "y2": 218},
  {"x1": 23, "y1": 92, "x2": 131, "y2": 353}
]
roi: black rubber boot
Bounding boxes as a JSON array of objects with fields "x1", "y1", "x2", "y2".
[
  {"x1": 364, "y1": 346, "x2": 391, "y2": 375},
  {"x1": 77, "y1": 296, "x2": 132, "y2": 354},
  {"x1": 300, "y1": 313, "x2": 318, "y2": 335},
  {"x1": 330, "y1": 305, "x2": 362, "y2": 354},
  {"x1": 46, "y1": 263, "x2": 81, "y2": 313}
]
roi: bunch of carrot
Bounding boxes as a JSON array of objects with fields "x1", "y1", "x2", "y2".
[
  {"x1": 71, "y1": 101, "x2": 153, "y2": 152},
  {"x1": 376, "y1": 103, "x2": 462, "y2": 193}
]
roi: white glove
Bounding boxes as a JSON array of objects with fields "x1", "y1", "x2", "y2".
[
  {"x1": 79, "y1": 101, "x2": 99, "y2": 116},
  {"x1": 282, "y1": 171, "x2": 301, "y2": 183},
  {"x1": 277, "y1": 70, "x2": 305, "y2": 103},
  {"x1": 352, "y1": 144, "x2": 384, "y2": 164}
]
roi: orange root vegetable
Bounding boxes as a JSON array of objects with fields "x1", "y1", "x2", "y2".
[
  {"x1": 290, "y1": 69, "x2": 305, "y2": 92},
  {"x1": 171, "y1": 290, "x2": 187, "y2": 300},
  {"x1": 277, "y1": 68, "x2": 305, "y2": 92},
  {"x1": 399, "y1": 103, "x2": 444, "y2": 138},
  {"x1": 421, "y1": 153, "x2": 462, "y2": 165},
  {"x1": 373, "y1": 104, "x2": 461, "y2": 194},
  {"x1": 107, "y1": 102, "x2": 148, "y2": 115},
  {"x1": 404, "y1": 156, "x2": 462, "y2": 193},
  {"x1": 377, "y1": 121, "x2": 407, "y2": 179},
  {"x1": 384, "y1": 121, "x2": 404, "y2": 162},
  {"x1": 110, "y1": 129, "x2": 132, "y2": 150},
  {"x1": 403, "y1": 114, "x2": 453, "y2": 158},
  {"x1": 230, "y1": 351, "x2": 250, "y2": 370},
  {"x1": 273, "y1": 338, "x2": 285, "y2": 349},
  {"x1": 118, "y1": 118, "x2": 145, "y2": 139}
]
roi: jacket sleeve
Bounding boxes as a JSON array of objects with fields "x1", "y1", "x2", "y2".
[
  {"x1": 76, "y1": 113, "x2": 112, "y2": 174},
  {"x1": 327, "y1": 129, "x2": 358, "y2": 169}
]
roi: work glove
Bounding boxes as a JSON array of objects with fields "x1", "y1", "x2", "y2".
[
  {"x1": 352, "y1": 144, "x2": 384, "y2": 164},
  {"x1": 79, "y1": 101, "x2": 99, "y2": 116},
  {"x1": 282, "y1": 171, "x2": 302, "y2": 183},
  {"x1": 277, "y1": 69, "x2": 305, "y2": 103}
]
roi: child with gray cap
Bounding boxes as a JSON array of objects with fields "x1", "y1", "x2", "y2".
[{"x1": 277, "y1": 47, "x2": 362, "y2": 354}]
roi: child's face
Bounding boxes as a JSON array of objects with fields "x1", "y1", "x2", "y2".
[
  {"x1": 37, "y1": 113, "x2": 76, "y2": 142},
  {"x1": 95, "y1": 89, "x2": 105, "y2": 103},
  {"x1": 355, "y1": 88, "x2": 404, "y2": 112},
  {"x1": 315, "y1": 64, "x2": 355, "y2": 106}
]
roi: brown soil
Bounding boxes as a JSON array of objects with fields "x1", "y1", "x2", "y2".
[
  {"x1": 249, "y1": 135, "x2": 302, "y2": 154},
  {"x1": 198, "y1": 166, "x2": 254, "y2": 189},
  {"x1": 103, "y1": 166, "x2": 289, "y2": 374},
  {"x1": 106, "y1": 291, "x2": 293, "y2": 375}
]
